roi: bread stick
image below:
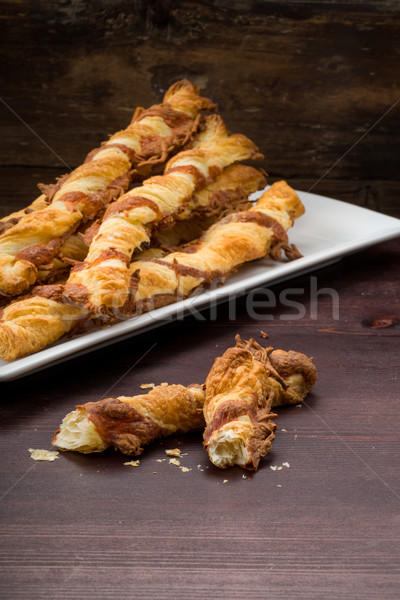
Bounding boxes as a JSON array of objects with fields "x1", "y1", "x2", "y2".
[
  {"x1": 63, "y1": 116, "x2": 262, "y2": 314},
  {"x1": 52, "y1": 384, "x2": 205, "y2": 455},
  {"x1": 130, "y1": 180, "x2": 303, "y2": 314},
  {"x1": 0, "y1": 80, "x2": 213, "y2": 297},
  {"x1": 52, "y1": 342, "x2": 316, "y2": 457}
]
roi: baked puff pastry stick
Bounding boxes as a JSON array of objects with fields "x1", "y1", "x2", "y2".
[
  {"x1": 203, "y1": 336, "x2": 278, "y2": 470},
  {"x1": 0, "y1": 80, "x2": 214, "y2": 298},
  {"x1": 203, "y1": 336, "x2": 317, "y2": 470},
  {"x1": 52, "y1": 384, "x2": 205, "y2": 455},
  {"x1": 130, "y1": 180, "x2": 303, "y2": 314},
  {"x1": 63, "y1": 115, "x2": 262, "y2": 315},
  {"x1": 51, "y1": 344, "x2": 316, "y2": 456},
  {"x1": 0, "y1": 181, "x2": 301, "y2": 361}
]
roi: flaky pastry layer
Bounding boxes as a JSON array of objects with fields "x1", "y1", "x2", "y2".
[{"x1": 52, "y1": 384, "x2": 205, "y2": 455}]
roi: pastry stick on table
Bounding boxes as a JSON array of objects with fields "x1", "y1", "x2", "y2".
[
  {"x1": 63, "y1": 115, "x2": 262, "y2": 315},
  {"x1": 0, "y1": 80, "x2": 214, "y2": 298},
  {"x1": 52, "y1": 342, "x2": 316, "y2": 456},
  {"x1": 0, "y1": 181, "x2": 303, "y2": 361},
  {"x1": 203, "y1": 336, "x2": 317, "y2": 470},
  {"x1": 52, "y1": 384, "x2": 205, "y2": 455}
]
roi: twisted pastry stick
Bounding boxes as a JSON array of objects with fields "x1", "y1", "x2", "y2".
[
  {"x1": 203, "y1": 336, "x2": 317, "y2": 470},
  {"x1": 129, "y1": 180, "x2": 303, "y2": 314},
  {"x1": 203, "y1": 337, "x2": 276, "y2": 470},
  {"x1": 0, "y1": 181, "x2": 303, "y2": 361},
  {"x1": 63, "y1": 115, "x2": 262, "y2": 314},
  {"x1": 52, "y1": 384, "x2": 205, "y2": 455},
  {"x1": 52, "y1": 343, "x2": 316, "y2": 456},
  {"x1": 0, "y1": 80, "x2": 213, "y2": 297}
]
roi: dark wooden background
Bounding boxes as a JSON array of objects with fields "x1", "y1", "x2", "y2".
[
  {"x1": 0, "y1": 0, "x2": 399, "y2": 217},
  {"x1": 0, "y1": 2, "x2": 399, "y2": 599}
]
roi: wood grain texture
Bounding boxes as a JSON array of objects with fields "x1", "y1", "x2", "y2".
[
  {"x1": 0, "y1": 0, "x2": 399, "y2": 216},
  {"x1": 0, "y1": 239, "x2": 399, "y2": 599}
]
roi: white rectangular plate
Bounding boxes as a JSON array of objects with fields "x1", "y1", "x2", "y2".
[{"x1": 1, "y1": 189, "x2": 399, "y2": 381}]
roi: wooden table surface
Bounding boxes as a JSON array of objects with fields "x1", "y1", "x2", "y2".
[{"x1": 1, "y1": 1, "x2": 400, "y2": 598}]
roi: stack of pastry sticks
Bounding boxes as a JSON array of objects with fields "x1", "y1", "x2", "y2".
[{"x1": 0, "y1": 80, "x2": 304, "y2": 362}]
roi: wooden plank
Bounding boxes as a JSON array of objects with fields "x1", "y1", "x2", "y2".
[{"x1": 0, "y1": 1, "x2": 399, "y2": 182}]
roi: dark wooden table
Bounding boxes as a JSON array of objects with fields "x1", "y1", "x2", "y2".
[{"x1": 1, "y1": 1, "x2": 400, "y2": 598}]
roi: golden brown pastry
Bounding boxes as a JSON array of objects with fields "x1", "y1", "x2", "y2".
[
  {"x1": 0, "y1": 181, "x2": 303, "y2": 361},
  {"x1": 152, "y1": 164, "x2": 265, "y2": 247},
  {"x1": 0, "y1": 80, "x2": 214, "y2": 298},
  {"x1": 39, "y1": 165, "x2": 265, "y2": 284},
  {"x1": 52, "y1": 384, "x2": 205, "y2": 455},
  {"x1": 203, "y1": 336, "x2": 276, "y2": 470},
  {"x1": 129, "y1": 180, "x2": 303, "y2": 314},
  {"x1": 63, "y1": 115, "x2": 262, "y2": 315},
  {"x1": 0, "y1": 194, "x2": 50, "y2": 235},
  {"x1": 203, "y1": 336, "x2": 317, "y2": 470},
  {"x1": 51, "y1": 341, "x2": 316, "y2": 457}
]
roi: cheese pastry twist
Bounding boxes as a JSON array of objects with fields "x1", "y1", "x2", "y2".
[
  {"x1": 203, "y1": 336, "x2": 317, "y2": 470},
  {"x1": 52, "y1": 384, "x2": 205, "y2": 455},
  {"x1": 63, "y1": 115, "x2": 262, "y2": 314},
  {"x1": 0, "y1": 80, "x2": 213, "y2": 297},
  {"x1": 129, "y1": 180, "x2": 303, "y2": 314},
  {"x1": 52, "y1": 343, "x2": 316, "y2": 456},
  {"x1": 203, "y1": 337, "x2": 276, "y2": 470},
  {"x1": 37, "y1": 164, "x2": 265, "y2": 285},
  {"x1": 0, "y1": 181, "x2": 302, "y2": 361}
]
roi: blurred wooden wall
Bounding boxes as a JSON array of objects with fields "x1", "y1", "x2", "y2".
[{"x1": 0, "y1": 0, "x2": 399, "y2": 216}]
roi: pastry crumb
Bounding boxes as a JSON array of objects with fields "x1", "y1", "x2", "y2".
[
  {"x1": 169, "y1": 458, "x2": 181, "y2": 467},
  {"x1": 277, "y1": 484, "x2": 282, "y2": 488},
  {"x1": 124, "y1": 460, "x2": 140, "y2": 467},
  {"x1": 223, "y1": 479, "x2": 228, "y2": 484},
  {"x1": 166, "y1": 448, "x2": 181, "y2": 458},
  {"x1": 281, "y1": 428, "x2": 287, "y2": 432},
  {"x1": 270, "y1": 465, "x2": 277, "y2": 471},
  {"x1": 181, "y1": 467, "x2": 190, "y2": 473},
  {"x1": 28, "y1": 448, "x2": 59, "y2": 462},
  {"x1": 140, "y1": 383, "x2": 155, "y2": 390},
  {"x1": 260, "y1": 330, "x2": 269, "y2": 339},
  {"x1": 296, "y1": 404, "x2": 302, "y2": 408},
  {"x1": 277, "y1": 466, "x2": 283, "y2": 471},
  {"x1": 153, "y1": 472, "x2": 157, "y2": 474},
  {"x1": 282, "y1": 462, "x2": 290, "y2": 468},
  {"x1": 242, "y1": 474, "x2": 247, "y2": 479}
]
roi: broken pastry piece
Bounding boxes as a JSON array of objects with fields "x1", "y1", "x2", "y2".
[
  {"x1": 52, "y1": 384, "x2": 205, "y2": 455},
  {"x1": 202, "y1": 337, "x2": 316, "y2": 470},
  {"x1": 203, "y1": 336, "x2": 278, "y2": 471},
  {"x1": 51, "y1": 341, "x2": 316, "y2": 459}
]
